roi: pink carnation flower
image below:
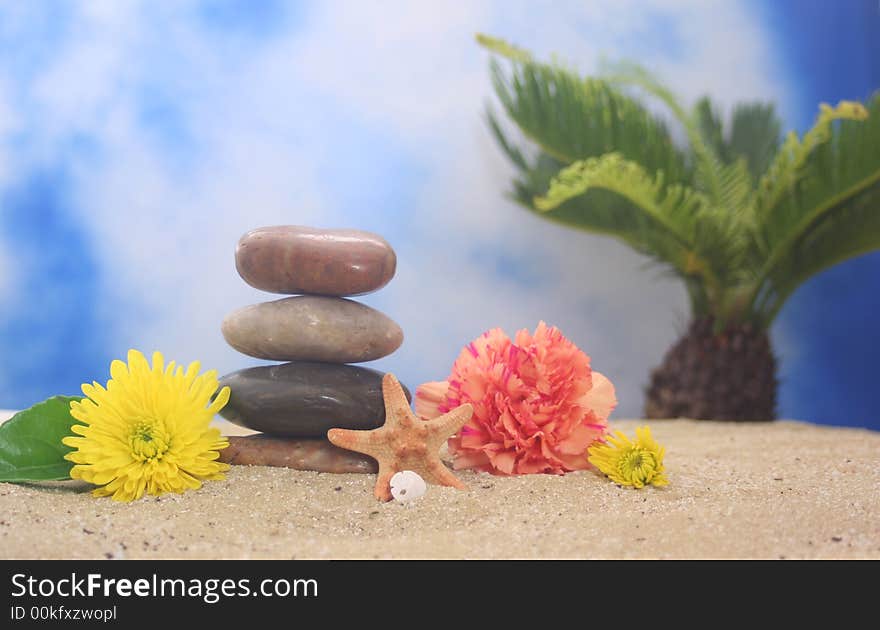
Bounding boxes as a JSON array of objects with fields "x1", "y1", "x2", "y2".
[{"x1": 416, "y1": 321, "x2": 616, "y2": 476}]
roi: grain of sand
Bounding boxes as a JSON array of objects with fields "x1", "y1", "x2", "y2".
[{"x1": 1, "y1": 419, "x2": 878, "y2": 559}]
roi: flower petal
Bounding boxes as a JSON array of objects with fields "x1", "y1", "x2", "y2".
[
  {"x1": 414, "y1": 381, "x2": 450, "y2": 419},
  {"x1": 61, "y1": 350, "x2": 231, "y2": 502},
  {"x1": 426, "y1": 323, "x2": 615, "y2": 476},
  {"x1": 581, "y1": 371, "x2": 617, "y2": 421}
]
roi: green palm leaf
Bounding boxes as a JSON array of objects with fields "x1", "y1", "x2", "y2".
[
  {"x1": 478, "y1": 33, "x2": 880, "y2": 421},
  {"x1": 728, "y1": 103, "x2": 783, "y2": 181},
  {"x1": 535, "y1": 153, "x2": 707, "y2": 236},
  {"x1": 486, "y1": 109, "x2": 530, "y2": 172},
  {"x1": 755, "y1": 100, "x2": 870, "y2": 226},
  {"x1": 756, "y1": 183, "x2": 880, "y2": 324},
  {"x1": 694, "y1": 97, "x2": 729, "y2": 163},
  {"x1": 694, "y1": 97, "x2": 783, "y2": 182},
  {"x1": 752, "y1": 94, "x2": 880, "y2": 323},
  {"x1": 480, "y1": 39, "x2": 690, "y2": 184},
  {"x1": 475, "y1": 33, "x2": 533, "y2": 62},
  {"x1": 534, "y1": 153, "x2": 730, "y2": 298},
  {"x1": 479, "y1": 33, "x2": 880, "y2": 331},
  {"x1": 600, "y1": 60, "x2": 728, "y2": 207}
]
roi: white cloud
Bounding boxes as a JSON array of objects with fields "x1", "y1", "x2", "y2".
[
  {"x1": 0, "y1": 0, "x2": 796, "y2": 416},
  {"x1": 0, "y1": 75, "x2": 18, "y2": 298}
]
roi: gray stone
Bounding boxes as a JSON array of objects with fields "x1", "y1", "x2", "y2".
[
  {"x1": 221, "y1": 295, "x2": 403, "y2": 363},
  {"x1": 217, "y1": 361, "x2": 412, "y2": 437},
  {"x1": 235, "y1": 225, "x2": 396, "y2": 296}
]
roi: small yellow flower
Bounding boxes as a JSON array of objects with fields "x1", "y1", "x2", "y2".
[
  {"x1": 62, "y1": 350, "x2": 231, "y2": 502},
  {"x1": 588, "y1": 425, "x2": 668, "y2": 488}
]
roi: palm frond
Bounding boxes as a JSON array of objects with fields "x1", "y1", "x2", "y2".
[
  {"x1": 483, "y1": 46, "x2": 690, "y2": 184},
  {"x1": 728, "y1": 103, "x2": 782, "y2": 182},
  {"x1": 479, "y1": 34, "x2": 880, "y2": 331},
  {"x1": 710, "y1": 158, "x2": 759, "y2": 286},
  {"x1": 486, "y1": 108, "x2": 529, "y2": 172},
  {"x1": 510, "y1": 152, "x2": 563, "y2": 208},
  {"x1": 534, "y1": 153, "x2": 730, "y2": 297},
  {"x1": 755, "y1": 182, "x2": 880, "y2": 325},
  {"x1": 694, "y1": 98, "x2": 783, "y2": 183},
  {"x1": 601, "y1": 60, "x2": 728, "y2": 207},
  {"x1": 717, "y1": 158, "x2": 755, "y2": 221},
  {"x1": 535, "y1": 153, "x2": 707, "y2": 226},
  {"x1": 694, "y1": 97, "x2": 730, "y2": 163},
  {"x1": 752, "y1": 93, "x2": 880, "y2": 322},
  {"x1": 755, "y1": 100, "x2": 869, "y2": 219},
  {"x1": 476, "y1": 33, "x2": 533, "y2": 63},
  {"x1": 600, "y1": 60, "x2": 692, "y2": 131}
]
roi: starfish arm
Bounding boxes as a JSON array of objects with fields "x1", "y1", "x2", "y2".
[
  {"x1": 327, "y1": 428, "x2": 382, "y2": 459},
  {"x1": 373, "y1": 464, "x2": 396, "y2": 502},
  {"x1": 427, "y1": 403, "x2": 473, "y2": 443},
  {"x1": 331, "y1": 375, "x2": 472, "y2": 501},
  {"x1": 382, "y1": 373, "x2": 412, "y2": 423},
  {"x1": 425, "y1": 459, "x2": 467, "y2": 490}
]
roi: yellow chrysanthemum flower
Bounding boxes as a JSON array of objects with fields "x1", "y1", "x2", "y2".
[
  {"x1": 62, "y1": 350, "x2": 231, "y2": 502},
  {"x1": 588, "y1": 425, "x2": 668, "y2": 488}
]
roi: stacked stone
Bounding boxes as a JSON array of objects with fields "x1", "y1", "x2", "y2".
[{"x1": 217, "y1": 225, "x2": 407, "y2": 473}]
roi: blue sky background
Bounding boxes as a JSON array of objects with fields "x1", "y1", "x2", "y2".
[
  {"x1": 759, "y1": 0, "x2": 880, "y2": 427},
  {"x1": 0, "y1": 1, "x2": 877, "y2": 428}
]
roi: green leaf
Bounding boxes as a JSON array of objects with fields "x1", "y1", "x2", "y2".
[
  {"x1": 600, "y1": 60, "x2": 726, "y2": 206},
  {"x1": 755, "y1": 100, "x2": 869, "y2": 218},
  {"x1": 692, "y1": 98, "x2": 783, "y2": 186},
  {"x1": 476, "y1": 33, "x2": 533, "y2": 63},
  {"x1": 717, "y1": 157, "x2": 755, "y2": 218},
  {"x1": 486, "y1": 108, "x2": 529, "y2": 172},
  {"x1": 0, "y1": 396, "x2": 84, "y2": 482},
  {"x1": 694, "y1": 97, "x2": 729, "y2": 164},
  {"x1": 535, "y1": 152, "x2": 708, "y2": 226},
  {"x1": 533, "y1": 153, "x2": 728, "y2": 293},
  {"x1": 755, "y1": 181, "x2": 880, "y2": 325},
  {"x1": 727, "y1": 102, "x2": 782, "y2": 182},
  {"x1": 486, "y1": 53, "x2": 690, "y2": 181},
  {"x1": 749, "y1": 95, "x2": 880, "y2": 323},
  {"x1": 480, "y1": 31, "x2": 880, "y2": 331}
]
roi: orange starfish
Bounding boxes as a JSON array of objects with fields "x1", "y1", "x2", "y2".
[{"x1": 327, "y1": 373, "x2": 473, "y2": 501}]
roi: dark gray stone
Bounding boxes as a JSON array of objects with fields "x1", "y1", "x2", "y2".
[{"x1": 217, "y1": 361, "x2": 411, "y2": 437}]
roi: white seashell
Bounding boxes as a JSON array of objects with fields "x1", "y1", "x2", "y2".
[{"x1": 390, "y1": 470, "x2": 426, "y2": 503}]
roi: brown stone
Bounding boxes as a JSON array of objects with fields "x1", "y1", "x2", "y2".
[
  {"x1": 221, "y1": 296, "x2": 403, "y2": 363},
  {"x1": 235, "y1": 225, "x2": 396, "y2": 296},
  {"x1": 219, "y1": 435, "x2": 377, "y2": 473}
]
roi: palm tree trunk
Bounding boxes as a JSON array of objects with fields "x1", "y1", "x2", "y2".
[{"x1": 645, "y1": 317, "x2": 777, "y2": 420}]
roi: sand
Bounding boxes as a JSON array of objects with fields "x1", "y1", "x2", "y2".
[{"x1": 1, "y1": 418, "x2": 878, "y2": 559}]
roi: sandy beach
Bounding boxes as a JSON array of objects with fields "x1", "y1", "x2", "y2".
[{"x1": 1, "y1": 418, "x2": 878, "y2": 559}]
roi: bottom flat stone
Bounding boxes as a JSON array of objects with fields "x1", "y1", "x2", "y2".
[{"x1": 218, "y1": 435, "x2": 377, "y2": 474}]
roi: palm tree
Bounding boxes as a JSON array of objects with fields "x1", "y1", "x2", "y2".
[{"x1": 479, "y1": 35, "x2": 880, "y2": 420}]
